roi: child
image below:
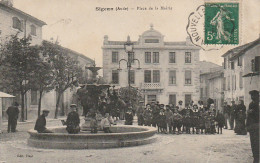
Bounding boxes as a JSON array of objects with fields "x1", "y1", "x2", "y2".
[
  {"x1": 209, "y1": 112, "x2": 216, "y2": 134},
  {"x1": 172, "y1": 110, "x2": 183, "y2": 135},
  {"x1": 205, "y1": 114, "x2": 211, "y2": 134},
  {"x1": 192, "y1": 112, "x2": 200, "y2": 134},
  {"x1": 199, "y1": 112, "x2": 205, "y2": 134},
  {"x1": 215, "y1": 111, "x2": 225, "y2": 134},
  {"x1": 165, "y1": 105, "x2": 174, "y2": 134},
  {"x1": 183, "y1": 113, "x2": 191, "y2": 134},
  {"x1": 90, "y1": 113, "x2": 98, "y2": 133},
  {"x1": 158, "y1": 108, "x2": 167, "y2": 133},
  {"x1": 101, "y1": 113, "x2": 112, "y2": 133}
]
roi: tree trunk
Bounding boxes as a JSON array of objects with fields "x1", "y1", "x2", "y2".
[
  {"x1": 21, "y1": 92, "x2": 25, "y2": 122},
  {"x1": 54, "y1": 92, "x2": 61, "y2": 119},
  {"x1": 38, "y1": 90, "x2": 43, "y2": 117}
]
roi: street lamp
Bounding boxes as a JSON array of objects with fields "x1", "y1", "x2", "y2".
[{"x1": 118, "y1": 35, "x2": 141, "y2": 105}]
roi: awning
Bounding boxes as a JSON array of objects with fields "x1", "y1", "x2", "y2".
[
  {"x1": 242, "y1": 72, "x2": 260, "y2": 77},
  {"x1": 0, "y1": 92, "x2": 15, "y2": 98}
]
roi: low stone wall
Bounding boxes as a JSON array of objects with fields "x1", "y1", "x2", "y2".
[{"x1": 27, "y1": 125, "x2": 157, "y2": 149}]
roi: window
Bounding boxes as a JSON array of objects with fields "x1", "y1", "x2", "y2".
[
  {"x1": 224, "y1": 58, "x2": 227, "y2": 69},
  {"x1": 227, "y1": 76, "x2": 230, "y2": 90},
  {"x1": 185, "y1": 52, "x2": 191, "y2": 63},
  {"x1": 153, "y1": 52, "x2": 159, "y2": 63},
  {"x1": 145, "y1": 52, "x2": 151, "y2": 63},
  {"x1": 153, "y1": 70, "x2": 160, "y2": 83},
  {"x1": 231, "y1": 61, "x2": 234, "y2": 69},
  {"x1": 169, "y1": 52, "x2": 176, "y2": 63},
  {"x1": 112, "y1": 70, "x2": 119, "y2": 84},
  {"x1": 185, "y1": 94, "x2": 192, "y2": 107},
  {"x1": 185, "y1": 70, "x2": 192, "y2": 85},
  {"x1": 239, "y1": 72, "x2": 243, "y2": 88},
  {"x1": 169, "y1": 94, "x2": 176, "y2": 106},
  {"x1": 144, "y1": 70, "x2": 151, "y2": 83},
  {"x1": 30, "y1": 25, "x2": 36, "y2": 36},
  {"x1": 223, "y1": 77, "x2": 226, "y2": 91},
  {"x1": 129, "y1": 52, "x2": 134, "y2": 63},
  {"x1": 200, "y1": 88, "x2": 203, "y2": 98},
  {"x1": 112, "y1": 51, "x2": 118, "y2": 63},
  {"x1": 130, "y1": 70, "x2": 135, "y2": 84},
  {"x1": 237, "y1": 56, "x2": 242, "y2": 66},
  {"x1": 234, "y1": 75, "x2": 236, "y2": 90},
  {"x1": 12, "y1": 17, "x2": 22, "y2": 31},
  {"x1": 31, "y1": 90, "x2": 38, "y2": 105},
  {"x1": 169, "y1": 70, "x2": 176, "y2": 85},
  {"x1": 147, "y1": 95, "x2": 157, "y2": 104}
]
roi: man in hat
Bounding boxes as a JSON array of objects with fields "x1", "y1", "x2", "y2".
[
  {"x1": 65, "y1": 104, "x2": 80, "y2": 134},
  {"x1": 6, "y1": 102, "x2": 20, "y2": 133},
  {"x1": 246, "y1": 90, "x2": 259, "y2": 163},
  {"x1": 34, "y1": 110, "x2": 52, "y2": 133}
]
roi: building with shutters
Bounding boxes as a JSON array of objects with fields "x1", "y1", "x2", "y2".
[
  {"x1": 102, "y1": 25, "x2": 201, "y2": 106},
  {"x1": 222, "y1": 37, "x2": 260, "y2": 107}
]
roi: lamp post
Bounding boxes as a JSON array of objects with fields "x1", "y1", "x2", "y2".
[{"x1": 118, "y1": 36, "x2": 141, "y2": 105}]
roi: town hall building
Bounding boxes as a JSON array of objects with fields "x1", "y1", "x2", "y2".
[{"x1": 102, "y1": 25, "x2": 201, "y2": 106}]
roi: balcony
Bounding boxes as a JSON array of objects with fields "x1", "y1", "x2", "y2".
[{"x1": 140, "y1": 83, "x2": 164, "y2": 90}]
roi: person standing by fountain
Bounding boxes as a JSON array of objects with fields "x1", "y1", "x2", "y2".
[
  {"x1": 34, "y1": 110, "x2": 53, "y2": 133},
  {"x1": 65, "y1": 104, "x2": 80, "y2": 134}
]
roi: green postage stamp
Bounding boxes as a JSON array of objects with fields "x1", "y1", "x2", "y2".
[{"x1": 205, "y1": 3, "x2": 239, "y2": 45}]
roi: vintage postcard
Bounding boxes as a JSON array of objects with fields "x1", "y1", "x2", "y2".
[{"x1": 0, "y1": 0, "x2": 259, "y2": 162}]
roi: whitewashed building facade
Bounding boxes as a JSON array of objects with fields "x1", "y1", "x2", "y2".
[{"x1": 102, "y1": 26, "x2": 201, "y2": 106}]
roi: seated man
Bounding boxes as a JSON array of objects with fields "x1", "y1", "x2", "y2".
[
  {"x1": 65, "y1": 104, "x2": 80, "y2": 134},
  {"x1": 34, "y1": 110, "x2": 53, "y2": 133}
]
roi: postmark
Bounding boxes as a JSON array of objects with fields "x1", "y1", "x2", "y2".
[{"x1": 204, "y1": 3, "x2": 239, "y2": 45}]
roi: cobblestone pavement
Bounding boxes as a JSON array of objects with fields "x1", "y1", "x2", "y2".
[{"x1": 0, "y1": 118, "x2": 253, "y2": 163}]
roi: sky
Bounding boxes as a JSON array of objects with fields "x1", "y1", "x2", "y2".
[{"x1": 13, "y1": 0, "x2": 260, "y2": 67}]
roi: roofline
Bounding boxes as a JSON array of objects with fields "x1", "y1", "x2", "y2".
[
  {"x1": 42, "y1": 40, "x2": 94, "y2": 62},
  {"x1": 229, "y1": 38, "x2": 260, "y2": 61},
  {"x1": 0, "y1": 3, "x2": 47, "y2": 26}
]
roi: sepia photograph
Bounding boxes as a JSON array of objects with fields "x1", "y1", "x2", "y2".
[{"x1": 0, "y1": 0, "x2": 259, "y2": 162}]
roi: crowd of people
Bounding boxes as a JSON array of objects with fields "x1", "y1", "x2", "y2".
[{"x1": 135, "y1": 100, "x2": 225, "y2": 135}]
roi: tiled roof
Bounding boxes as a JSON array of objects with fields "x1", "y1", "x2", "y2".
[
  {"x1": 0, "y1": 3, "x2": 46, "y2": 26},
  {"x1": 221, "y1": 37, "x2": 260, "y2": 59}
]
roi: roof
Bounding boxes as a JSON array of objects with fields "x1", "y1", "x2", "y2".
[
  {"x1": 0, "y1": 3, "x2": 46, "y2": 26},
  {"x1": 0, "y1": 91, "x2": 15, "y2": 98},
  {"x1": 42, "y1": 40, "x2": 94, "y2": 63},
  {"x1": 199, "y1": 61, "x2": 221, "y2": 74},
  {"x1": 221, "y1": 37, "x2": 260, "y2": 59}
]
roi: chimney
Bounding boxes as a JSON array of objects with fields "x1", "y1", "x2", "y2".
[
  {"x1": 103, "y1": 35, "x2": 108, "y2": 45},
  {"x1": 1, "y1": 0, "x2": 13, "y2": 7}
]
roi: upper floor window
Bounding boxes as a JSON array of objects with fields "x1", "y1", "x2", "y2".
[
  {"x1": 12, "y1": 17, "x2": 22, "y2": 31},
  {"x1": 185, "y1": 52, "x2": 191, "y2": 63},
  {"x1": 112, "y1": 70, "x2": 119, "y2": 84},
  {"x1": 237, "y1": 56, "x2": 242, "y2": 66},
  {"x1": 112, "y1": 51, "x2": 118, "y2": 63},
  {"x1": 130, "y1": 70, "x2": 135, "y2": 84},
  {"x1": 144, "y1": 70, "x2": 152, "y2": 83},
  {"x1": 145, "y1": 52, "x2": 151, "y2": 63},
  {"x1": 185, "y1": 70, "x2": 192, "y2": 85},
  {"x1": 153, "y1": 52, "x2": 159, "y2": 63},
  {"x1": 169, "y1": 70, "x2": 176, "y2": 84},
  {"x1": 169, "y1": 52, "x2": 176, "y2": 63},
  {"x1": 30, "y1": 25, "x2": 36, "y2": 36},
  {"x1": 231, "y1": 61, "x2": 234, "y2": 69},
  {"x1": 224, "y1": 58, "x2": 227, "y2": 69},
  {"x1": 153, "y1": 70, "x2": 160, "y2": 83}
]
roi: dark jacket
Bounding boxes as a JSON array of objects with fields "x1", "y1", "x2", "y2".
[
  {"x1": 66, "y1": 111, "x2": 80, "y2": 127},
  {"x1": 246, "y1": 101, "x2": 259, "y2": 131},
  {"x1": 6, "y1": 106, "x2": 19, "y2": 119},
  {"x1": 34, "y1": 114, "x2": 46, "y2": 132}
]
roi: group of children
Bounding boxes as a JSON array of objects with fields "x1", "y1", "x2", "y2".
[{"x1": 138, "y1": 101, "x2": 225, "y2": 135}]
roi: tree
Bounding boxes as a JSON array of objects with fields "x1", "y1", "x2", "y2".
[
  {"x1": 41, "y1": 41, "x2": 83, "y2": 118},
  {"x1": 31, "y1": 58, "x2": 54, "y2": 117},
  {"x1": 118, "y1": 86, "x2": 143, "y2": 108},
  {"x1": 0, "y1": 34, "x2": 40, "y2": 121}
]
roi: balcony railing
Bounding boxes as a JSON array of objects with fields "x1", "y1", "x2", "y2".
[{"x1": 140, "y1": 83, "x2": 164, "y2": 90}]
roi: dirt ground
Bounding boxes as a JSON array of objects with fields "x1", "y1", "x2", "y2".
[{"x1": 0, "y1": 119, "x2": 253, "y2": 163}]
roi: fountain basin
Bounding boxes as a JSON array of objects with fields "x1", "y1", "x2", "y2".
[{"x1": 27, "y1": 125, "x2": 157, "y2": 149}]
